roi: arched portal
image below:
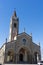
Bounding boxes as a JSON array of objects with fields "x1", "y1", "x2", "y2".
[
  {"x1": 18, "y1": 47, "x2": 31, "y2": 63},
  {"x1": 19, "y1": 48, "x2": 25, "y2": 62},
  {"x1": 34, "y1": 52, "x2": 39, "y2": 64},
  {"x1": 34, "y1": 52, "x2": 37, "y2": 63},
  {"x1": 7, "y1": 49, "x2": 14, "y2": 63}
]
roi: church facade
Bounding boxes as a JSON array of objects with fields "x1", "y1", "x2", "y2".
[{"x1": 0, "y1": 11, "x2": 41, "y2": 64}]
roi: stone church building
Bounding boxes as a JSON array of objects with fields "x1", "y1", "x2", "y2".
[{"x1": 0, "y1": 11, "x2": 41, "y2": 64}]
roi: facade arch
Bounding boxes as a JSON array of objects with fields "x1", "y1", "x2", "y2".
[
  {"x1": 6, "y1": 49, "x2": 14, "y2": 63},
  {"x1": 17, "y1": 46, "x2": 31, "y2": 63}
]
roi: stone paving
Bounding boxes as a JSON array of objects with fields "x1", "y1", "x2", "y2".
[
  {"x1": 2, "y1": 64, "x2": 38, "y2": 65},
  {"x1": 0, "y1": 63, "x2": 38, "y2": 65}
]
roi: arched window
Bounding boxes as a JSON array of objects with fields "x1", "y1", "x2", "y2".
[
  {"x1": 14, "y1": 23, "x2": 17, "y2": 28},
  {"x1": 23, "y1": 38, "x2": 26, "y2": 45}
]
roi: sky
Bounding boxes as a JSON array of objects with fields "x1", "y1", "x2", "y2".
[{"x1": 0, "y1": 0, "x2": 43, "y2": 60}]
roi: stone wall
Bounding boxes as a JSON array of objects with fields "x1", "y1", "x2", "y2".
[{"x1": 0, "y1": 44, "x2": 5, "y2": 64}]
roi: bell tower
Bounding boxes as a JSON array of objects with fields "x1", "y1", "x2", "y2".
[{"x1": 9, "y1": 11, "x2": 19, "y2": 41}]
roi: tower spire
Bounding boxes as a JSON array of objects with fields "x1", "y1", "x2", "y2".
[{"x1": 14, "y1": 10, "x2": 17, "y2": 17}]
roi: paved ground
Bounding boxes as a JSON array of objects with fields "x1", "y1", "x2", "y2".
[{"x1": 3, "y1": 64, "x2": 38, "y2": 65}]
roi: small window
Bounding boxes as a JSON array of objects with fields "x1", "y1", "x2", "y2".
[
  {"x1": 14, "y1": 23, "x2": 16, "y2": 28},
  {"x1": 22, "y1": 38, "x2": 26, "y2": 45},
  {"x1": 23, "y1": 39, "x2": 26, "y2": 43}
]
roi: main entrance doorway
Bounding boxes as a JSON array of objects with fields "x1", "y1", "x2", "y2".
[
  {"x1": 19, "y1": 54, "x2": 23, "y2": 61},
  {"x1": 18, "y1": 47, "x2": 31, "y2": 63}
]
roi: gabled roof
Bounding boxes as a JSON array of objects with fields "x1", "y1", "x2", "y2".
[
  {"x1": 0, "y1": 32, "x2": 32, "y2": 50},
  {"x1": 18, "y1": 32, "x2": 32, "y2": 39}
]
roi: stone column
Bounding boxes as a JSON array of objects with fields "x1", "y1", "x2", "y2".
[
  {"x1": 24, "y1": 51, "x2": 27, "y2": 62},
  {"x1": 16, "y1": 54, "x2": 19, "y2": 63},
  {"x1": 37, "y1": 53, "x2": 39, "y2": 62},
  {"x1": 15, "y1": 53, "x2": 17, "y2": 63},
  {"x1": 17, "y1": 54, "x2": 19, "y2": 63}
]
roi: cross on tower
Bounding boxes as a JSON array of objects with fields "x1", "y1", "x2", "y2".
[{"x1": 24, "y1": 27, "x2": 25, "y2": 32}]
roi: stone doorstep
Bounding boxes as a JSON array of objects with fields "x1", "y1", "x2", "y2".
[{"x1": 2, "y1": 64, "x2": 37, "y2": 65}]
